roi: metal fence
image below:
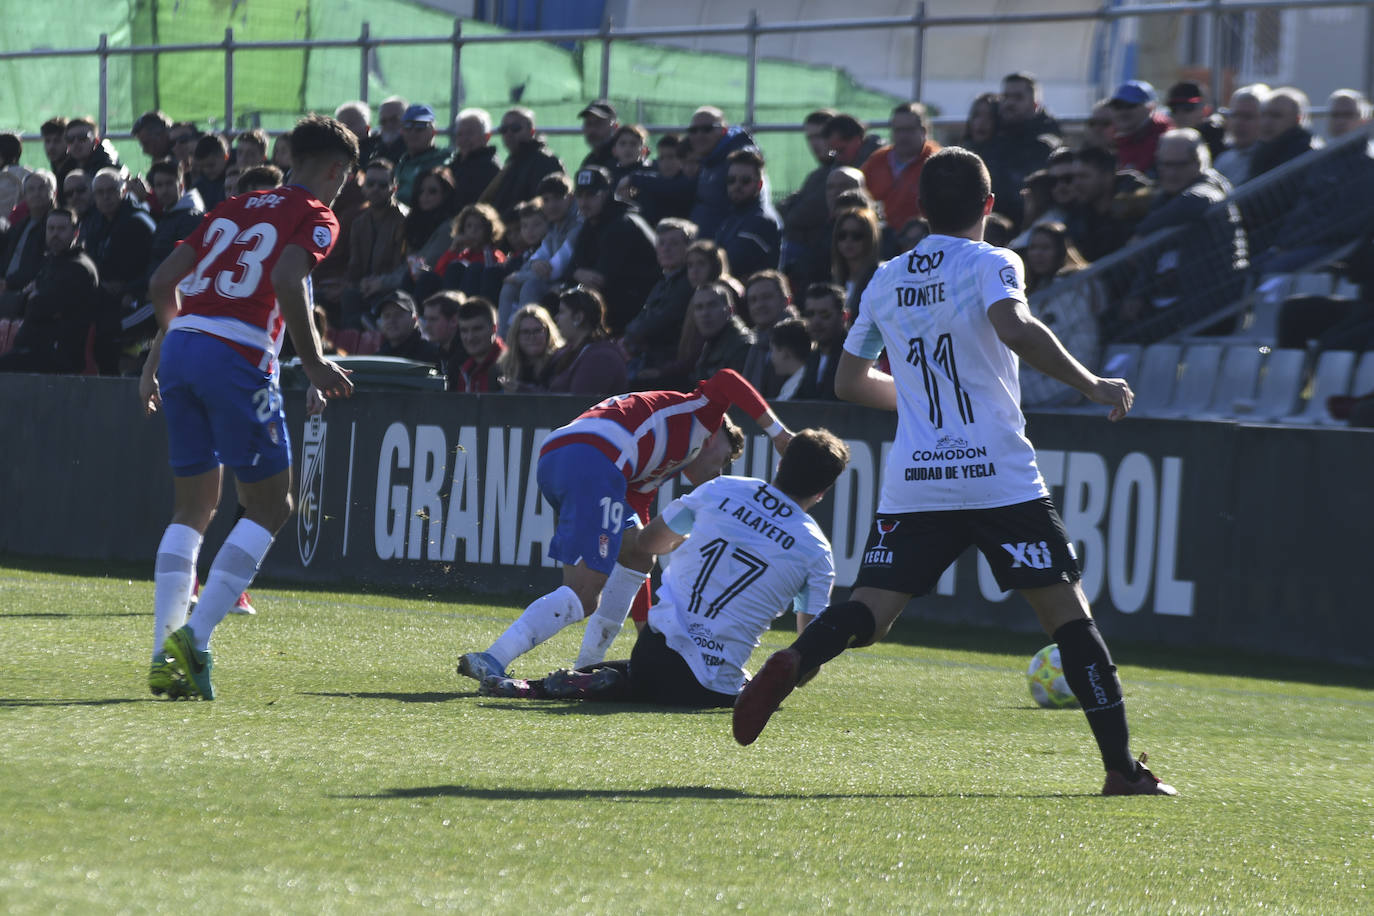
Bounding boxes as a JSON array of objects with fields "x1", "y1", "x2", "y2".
[
  {"x1": 2, "y1": 1, "x2": 1372, "y2": 141},
  {"x1": 1027, "y1": 122, "x2": 1374, "y2": 363}
]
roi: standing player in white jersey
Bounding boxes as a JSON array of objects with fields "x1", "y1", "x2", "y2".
[
  {"x1": 480, "y1": 429, "x2": 849, "y2": 707},
  {"x1": 137, "y1": 115, "x2": 359, "y2": 700},
  {"x1": 734, "y1": 147, "x2": 1177, "y2": 796}
]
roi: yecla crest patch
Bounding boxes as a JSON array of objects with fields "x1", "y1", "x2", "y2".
[
  {"x1": 313, "y1": 225, "x2": 333, "y2": 249},
  {"x1": 999, "y1": 266, "x2": 1019, "y2": 289}
]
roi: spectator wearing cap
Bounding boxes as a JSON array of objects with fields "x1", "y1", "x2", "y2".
[
  {"x1": 1250, "y1": 87, "x2": 1322, "y2": 179},
  {"x1": 862, "y1": 102, "x2": 940, "y2": 234},
  {"x1": 1326, "y1": 89, "x2": 1372, "y2": 140},
  {"x1": 376, "y1": 290, "x2": 441, "y2": 362},
  {"x1": 1213, "y1": 84, "x2": 1270, "y2": 187},
  {"x1": 395, "y1": 104, "x2": 452, "y2": 209},
  {"x1": 480, "y1": 106, "x2": 565, "y2": 229},
  {"x1": 1109, "y1": 80, "x2": 1174, "y2": 176},
  {"x1": 983, "y1": 72, "x2": 1062, "y2": 228},
  {"x1": 578, "y1": 100, "x2": 620, "y2": 170},
  {"x1": 1166, "y1": 82, "x2": 1226, "y2": 161},
  {"x1": 447, "y1": 108, "x2": 501, "y2": 209},
  {"x1": 569, "y1": 165, "x2": 659, "y2": 335},
  {"x1": 714, "y1": 149, "x2": 782, "y2": 281},
  {"x1": 133, "y1": 111, "x2": 174, "y2": 162},
  {"x1": 685, "y1": 106, "x2": 769, "y2": 237}
]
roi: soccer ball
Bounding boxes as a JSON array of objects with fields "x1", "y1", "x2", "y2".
[{"x1": 1026, "y1": 644, "x2": 1078, "y2": 709}]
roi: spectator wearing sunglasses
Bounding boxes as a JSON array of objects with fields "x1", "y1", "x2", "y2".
[
  {"x1": 1108, "y1": 80, "x2": 1174, "y2": 177},
  {"x1": 713, "y1": 148, "x2": 781, "y2": 281},
  {"x1": 480, "y1": 106, "x2": 565, "y2": 230},
  {"x1": 685, "y1": 106, "x2": 769, "y2": 237}
]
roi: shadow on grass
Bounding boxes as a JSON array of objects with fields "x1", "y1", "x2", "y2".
[
  {"x1": 303, "y1": 691, "x2": 468, "y2": 703},
  {"x1": 339, "y1": 784, "x2": 1097, "y2": 802},
  {"x1": 0, "y1": 612, "x2": 146, "y2": 619},
  {"x1": 0, "y1": 697, "x2": 150, "y2": 707}
]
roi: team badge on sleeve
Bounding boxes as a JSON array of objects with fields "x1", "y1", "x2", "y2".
[
  {"x1": 999, "y1": 266, "x2": 1019, "y2": 289},
  {"x1": 313, "y1": 225, "x2": 332, "y2": 249}
]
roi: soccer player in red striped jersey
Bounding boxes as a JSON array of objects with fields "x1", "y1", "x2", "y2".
[
  {"x1": 137, "y1": 115, "x2": 358, "y2": 700},
  {"x1": 458, "y1": 368, "x2": 793, "y2": 682}
]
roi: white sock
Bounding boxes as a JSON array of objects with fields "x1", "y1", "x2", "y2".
[
  {"x1": 187, "y1": 519, "x2": 275, "y2": 651},
  {"x1": 487, "y1": 586, "x2": 583, "y2": 669},
  {"x1": 152, "y1": 524, "x2": 202, "y2": 662},
  {"x1": 575, "y1": 563, "x2": 646, "y2": 668}
]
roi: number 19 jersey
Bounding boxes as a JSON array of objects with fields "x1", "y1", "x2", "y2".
[
  {"x1": 845, "y1": 235, "x2": 1047, "y2": 512},
  {"x1": 168, "y1": 186, "x2": 339, "y2": 371},
  {"x1": 649, "y1": 476, "x2": 835, "y2": 695}
]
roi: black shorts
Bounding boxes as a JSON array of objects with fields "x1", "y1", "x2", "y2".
[
  {"x1": 628, "y1": 626, "x2": 736, "y2": 708},
  {"x1": 854, "y1": 496, "x2": 1082, "y2": 596}
]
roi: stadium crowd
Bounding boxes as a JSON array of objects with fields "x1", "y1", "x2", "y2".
[{"x1": 0, "y1": 77, "x2": 1371, "y2": 412}]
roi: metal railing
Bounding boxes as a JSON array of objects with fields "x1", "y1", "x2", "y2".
[{"x1": 2, "y1": 1, "x2": 1371, "y2": 140}]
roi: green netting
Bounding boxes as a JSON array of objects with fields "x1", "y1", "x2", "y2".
[{"x1": 0, "y1": 0, "x2": 902, "y2": 194}]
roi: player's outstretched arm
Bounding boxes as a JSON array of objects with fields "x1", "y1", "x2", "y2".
[
  {"x1": 273, "y1": 244, "x2": 353, "y2": 401},
  {"x1": 834, "y1": 350, "x2": 898, "y2": 411},
  {"x1": 988, "y1": 298, "x2": 1132, "y2": 421},
  {"x1": 704, "y1": 369, "x2": 793, "y2": 452}
]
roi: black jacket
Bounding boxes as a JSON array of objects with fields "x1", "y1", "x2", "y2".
[
  {"x1": 2, "y1": 212, "x2": 50, "y2": 291},
  {"x1": 82, "y1": 198, "x2": 156, "y2": 295},
  {"x1": 1250, "y1": 126, "x2": 1321, "y2": 179},
  {"x1": 448, "y1": 145, "x2": 501, "y2": 209},
  {"x1": 715, "y1": 198, "x2": 782, "y2": 280},
  {"x1": 623, "y1": 267, "x2": 692, "y2": 368},
  {"x1": 9, "y1": 245, "x2": 100, "y2": 372},
  {"x1": 145, "y1": 192, "x2": 206, "y2": 295},
  {"x1": 570, "y1": 198, "x2": 660, "y2": 336},
  {"x1": 481, "y1": 137, "x2": 564, "y2": 225}
]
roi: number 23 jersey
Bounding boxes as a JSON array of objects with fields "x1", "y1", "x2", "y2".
[
  {"x1": 845, "y1": 235, "x2": 1048, "y2": 512},
  {"x1": 169, "y1": 186, "x2": 338, "y2": 369}
]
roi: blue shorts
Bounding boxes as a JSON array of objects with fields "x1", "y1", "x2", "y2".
[
  {"x1": 536, "y1": 443, "x2": 637, "y2": 575},
  {"x1": 158, "y1": 330, "x2": 290, "y2": 483}
]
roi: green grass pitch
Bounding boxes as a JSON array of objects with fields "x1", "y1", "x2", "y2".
[{"x1": 1, "y1": 557, "x2": 1370, "y2": 913}]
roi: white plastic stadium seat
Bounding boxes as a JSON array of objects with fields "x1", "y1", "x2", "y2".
[
  {"x1": 1350, "y1": 350, "x2": 1374, "y2": 397},
  {"x1": 1196, "y1": 345, "x2": 1264, "y2": 420},
  {"x1": 1154, "y1": 344, "x2": 1223, "y2": 418},
  {"x1": 1129, "y1": 343, "x2": 1182, "y2": 417},
  {"x1": 1279, "y1": 350, "x2": 1357, "y2": 425},
  {"x1": 1098, "y1": 343, "x2": 1142, "y2": 386},
  {"x1": 1239, "y1": 349, "x2": 1307, "y2": 421}
]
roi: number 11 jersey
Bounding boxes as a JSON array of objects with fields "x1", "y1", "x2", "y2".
[
  {"x1": 846, "y1": 235, "x2": 1047, "y2": 513},
  {"x1": 169, "y1": 185, "x2": 339, "y2": 371}
]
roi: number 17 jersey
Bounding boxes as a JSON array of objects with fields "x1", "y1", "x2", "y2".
[
  {"x1": 846, "y1": 235, "x2": 1047, "y2": 512},
  {"x1": 168, "y1": 185, "x2": 339, "y2": 371}
]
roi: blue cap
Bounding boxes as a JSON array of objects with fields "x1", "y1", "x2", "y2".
[
  {"x1": 1111, "y1": 80, "x2": 1156, "y2": 106},
  {"x1": 403, "y1": 103, "x2": 436, "y2": 124}
]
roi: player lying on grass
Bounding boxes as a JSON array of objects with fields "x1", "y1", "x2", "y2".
[
  {"x1": 138, "y1": 114, "x2": 358, "y2": 700},
  {"x1": 457, "y1": 367, "x2": 794, "y2": 684},
  {"x1": 480, "y1": 428, "x2": 848, "y2": 706}
]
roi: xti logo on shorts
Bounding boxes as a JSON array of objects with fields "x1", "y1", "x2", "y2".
[{"x1": 1001, "y1": 540, "x2": 1052, "y2": 569}]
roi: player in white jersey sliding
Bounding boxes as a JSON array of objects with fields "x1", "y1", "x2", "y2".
[
  {"x1": 480, "y1": 428, "x2": 848, "y2": 707},
  {"x1": 733, "y1": 147, "x2": 1176, "y2": 796}
]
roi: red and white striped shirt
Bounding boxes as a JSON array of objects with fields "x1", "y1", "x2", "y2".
[
  {"x1": 540, "y1": 369, "x2": 773, "y2": 495},
  {"x1": 168, "y1": 185, "x2": 338, "y2": 371}
]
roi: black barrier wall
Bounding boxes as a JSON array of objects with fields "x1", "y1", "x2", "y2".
[{"x1": 2, "y1": 375, "x2": 1372, "y2": 665}]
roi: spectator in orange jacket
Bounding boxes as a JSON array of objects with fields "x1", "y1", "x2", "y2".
[{"x1": 861, "y1": 102, "x2": 939, "y2": 233}]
